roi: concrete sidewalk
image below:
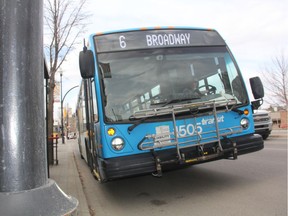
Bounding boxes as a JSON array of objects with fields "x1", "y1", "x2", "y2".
[{"x1": 49, "y1": 139, "x2": 91, "y2": 216}]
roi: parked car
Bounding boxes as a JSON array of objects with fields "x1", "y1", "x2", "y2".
[{"x1": 253, "y1": 110, "x2": 273, "y2": 140}]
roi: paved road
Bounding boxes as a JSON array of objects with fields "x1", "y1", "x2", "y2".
[{"x1": 74, "y1": 131, "x2": 287, "y2": 216}]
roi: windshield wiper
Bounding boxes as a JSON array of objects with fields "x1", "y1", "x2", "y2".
[
  {"x1": 128, "y1": 97, "x2": 200, "y2": 133},
  {"x1": 151, "y1": 97, "x2": 201, "y2": 107},
  {"x1": 231, "y1": 107, "x2": 244, "y2": 115},
  {"x1": 128, "y1": 116, "x2": 151, "y2": 133}
]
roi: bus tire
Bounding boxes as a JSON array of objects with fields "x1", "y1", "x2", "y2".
[{"x1": 93, "y1": 157, "x2": 107, "y2": 183}]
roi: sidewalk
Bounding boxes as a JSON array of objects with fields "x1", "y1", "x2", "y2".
[{"x1": 49, "y1": 139, "x2": 91, "y2": 216}]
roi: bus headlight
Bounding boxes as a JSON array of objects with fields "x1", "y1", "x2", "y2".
[
  {"x1": 111, "y1": 137, "x2": 125, "y2": 151},
  {"x1": 240, "y1": 118, "x2": 249, "y2": 129}
]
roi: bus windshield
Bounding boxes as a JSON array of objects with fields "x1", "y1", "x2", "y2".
[{"x1": 98, "y1": 46, "x2": 248, "y2": 122}]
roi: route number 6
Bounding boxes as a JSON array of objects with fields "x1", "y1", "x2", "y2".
[{"x1": 119, "y1": 35, "x2": 126, "y2": 48}]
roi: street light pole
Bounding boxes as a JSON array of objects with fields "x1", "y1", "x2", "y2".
[
  {"x1": 61, "y1": 85, "x2": 79, "y2": 144},
  {"x1": 60, "y1": 71, "x2": 65, "y2": 144},
  {"x1": 0, "y1": 1, "x2": 78, "y2": 214}
]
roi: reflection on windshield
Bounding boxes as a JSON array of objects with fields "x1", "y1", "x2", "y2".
[{"x1": 98, "y1": 47, "x2": 248, "y2": 122}]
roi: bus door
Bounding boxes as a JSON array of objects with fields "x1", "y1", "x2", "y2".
[{"x1": 83, "y1": 79, "x2": 98, "y2": 175}]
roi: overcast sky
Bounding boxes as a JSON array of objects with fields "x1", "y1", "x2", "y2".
[{"x1": 59, "y1": 0, "x2": 288, "y2": 112}]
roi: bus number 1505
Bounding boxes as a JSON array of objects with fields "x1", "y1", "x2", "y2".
[{"x1": 177, "y1": 124, "x2": 203, "y2": 137}]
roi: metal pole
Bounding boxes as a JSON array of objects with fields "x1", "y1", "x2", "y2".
[
  {"x1": 0, "y1": 0, "x2": 46, "y2": 193},
  {"x1": 63, "y1": 86, "x2": 79, "y2": 102},
  {"x1": 60, "y1": 72, "x2": 65, "y2": 144},
  {"x1": 44, "y1": 61, "x2": 50, "y2": 177},
  {"x1": 0, "y1": 0, "x2": 78, "y2": 215},
  {"x1": 61, "y1": 85, "x2": 79, "y2": 143}
]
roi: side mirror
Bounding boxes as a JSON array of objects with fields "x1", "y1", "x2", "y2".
[
  {"x1": 79, "y1": 50, "x2": 95, "y2": 79},
  {"x1": 250, "y1": 76, "x2": 264, "y2": 99}
]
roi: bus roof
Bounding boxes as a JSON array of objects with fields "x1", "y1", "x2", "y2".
[{"x1": 93, "y1": 26, "x2": 215, "y2": 36}]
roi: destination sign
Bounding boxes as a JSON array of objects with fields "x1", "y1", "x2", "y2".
[{"x1": 94, "y1": 29, "x2": 226, "y2": 53}]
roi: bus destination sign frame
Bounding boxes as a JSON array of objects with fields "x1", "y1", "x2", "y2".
[{"x1": 94, "y1": 29, "x2": 226, "y2": 53}]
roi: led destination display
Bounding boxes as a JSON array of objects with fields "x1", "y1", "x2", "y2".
[{"x1": 94, "y1": 29, "x2": 226, "y2": 53}]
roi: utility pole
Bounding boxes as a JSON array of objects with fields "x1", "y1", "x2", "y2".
[
  {"x1": 61, "y1": 85, "x2": 79, "y2": 143},
  {"x1": 60, "y1": 70, "x2": 65, "y2": 144},
  {"x1": 0, "y1": 1, "x2": 78, "y2": 215}
]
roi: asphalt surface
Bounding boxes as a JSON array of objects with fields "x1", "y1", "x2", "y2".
[{"x1": 50, "y1": 130, "x2": 287, "y2": 216}]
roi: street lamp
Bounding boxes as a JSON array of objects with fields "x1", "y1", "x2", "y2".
[
  {"x1": 60, "y1": 83, "x2": 79, "y2": 144},
  {"x1": 59, "y1": 71, "x2": 64, "y2": 144}
]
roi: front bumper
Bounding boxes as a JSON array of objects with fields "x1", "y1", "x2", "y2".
[{"x1": 99, "y1": 133, "x2": 264, "y2": 181}]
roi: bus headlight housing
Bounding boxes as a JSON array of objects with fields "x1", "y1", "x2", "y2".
[
  {"x1": 240, "y1": 118, "x2": 249, "y2": 129},
  {"x1": 111, "y1": 137, "x2": 125, "y2": 151}
]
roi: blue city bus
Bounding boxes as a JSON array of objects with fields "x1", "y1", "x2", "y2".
[{"x1": 77, "y1": 27, "x2": 264, "y2": 182}]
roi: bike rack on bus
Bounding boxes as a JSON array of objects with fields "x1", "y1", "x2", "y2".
[{"x1": 135, "y1": 99, "x2": 241, "y2": 176}]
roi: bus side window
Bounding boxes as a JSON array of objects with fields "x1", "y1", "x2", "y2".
[{"x1": 91, "y1": 80, "x2": 98, "y2": 122}]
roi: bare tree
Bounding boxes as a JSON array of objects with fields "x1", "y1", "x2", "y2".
[
  {"x1": 260, "y1": 51, "x2": 288, "y2": 110},
  {"x1": 44, "y1": 0, "x2": 90, "y2": 163}
]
